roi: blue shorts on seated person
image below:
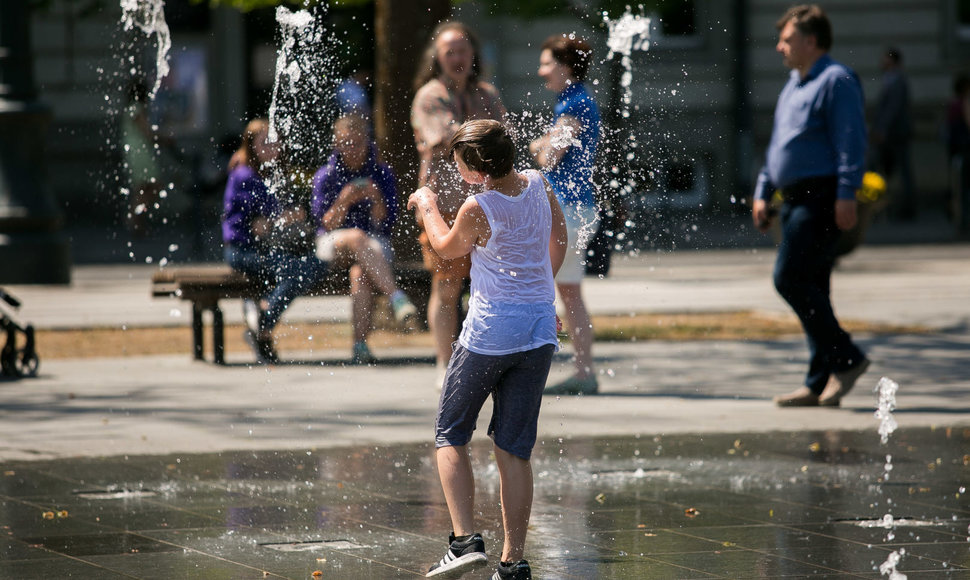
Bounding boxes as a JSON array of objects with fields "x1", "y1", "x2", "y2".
[{"x1": 434, "y1": 343, "x2": 555, "y2": 460}]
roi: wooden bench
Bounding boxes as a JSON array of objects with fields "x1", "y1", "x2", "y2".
[{"x1": 151, "y1": 263, "x2": 429, "y2": 364}]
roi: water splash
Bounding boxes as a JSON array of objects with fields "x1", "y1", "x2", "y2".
[
  {"x1": 604, "y1": 10, "x2": 651, "y2": 114},
  {"x1": 549, "y1": 123, "x2": 582, "y2": 152},
  {"x1": 119, "y1": 0, "x2": 171, "y2": 98},
  {"x1": 873, "y1": 377, "x2": 906, "y2": 579},
  {"x1": 577, "y1": 210, "x2": 598, "y2": 249},
  {"x1": 874, "y1": 377, "x2": 899, "y2": 444},
  {"x1": 264, "y1": 6, "x2": 338, "y2": 203},
  {"x1": 268, "y1": 7, "x2": 318, "y2": 146},
  {"x1": 879, "y1": 548, "x2": 907, "y2": 580},
  {"x1": 600, "y1": 9, "x2": 654, "y2": 255}
]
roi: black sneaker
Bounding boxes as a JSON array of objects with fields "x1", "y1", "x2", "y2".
[
  {"x1": 426, "y1": 532, "x2": 487, "y2": 577},
  {"x1": 258, "y1": 336, "x2": 279, "y2": 364},
  {"x1": 243, "y1": 330, "x2": 279, "y2": 364},
  {"x1": 491, "y1": 559, "x2": 532, "y2": 580}
]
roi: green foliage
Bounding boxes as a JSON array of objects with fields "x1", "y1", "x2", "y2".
[
  {"x1": 473, "y1": 0, "x2": 667, "y2": 21},
  {"x1": 199, "y1": 0, "x2": 667, "y2": 18},
  {"x1": 30, "y1": 0, "x2": 106, "y2": 17},
  {"x1": 199, "y1": 0, "x2": 371, "y2": 12}
]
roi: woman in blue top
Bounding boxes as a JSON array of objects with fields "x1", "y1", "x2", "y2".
[
  {"x1": 310, "y1": 114, "x2": 417, "y2": 363},
  {"x1": 222, "y1": 118, "x2": 329, "y2": 363},
  {"x1": 529, "y1": 34, "x2": 601, "y2": 395}
]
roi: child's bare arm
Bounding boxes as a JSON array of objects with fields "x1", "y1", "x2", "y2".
[
  {"x1": 545, "y1": 180, "x2": 568, "y2": 275},
  {"x1": 407, "y1": 187, "x2": 490, "y2": 259},
  {"x1": 529, "y1": 115, "x2": 582, "y2": 170}
]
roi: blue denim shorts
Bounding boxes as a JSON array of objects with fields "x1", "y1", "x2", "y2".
[{"x1": 434, "y1": 343, "x2": 555, "y2": 460}]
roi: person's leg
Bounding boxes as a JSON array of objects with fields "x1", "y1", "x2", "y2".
[
  {"x1": 262, "y1": 253, "x2": 329, "y2": 335},
  {"x1": 429, "y1": 274, "x2": 464, "y2": 367},
  {"x1": 348, "y1": 263, "x2": 373, "y2": 345},
  {"x1": 435, "y1": 445, "x2": 477, "y2": 537},
  {"x1": 488, "y1": 344, "x2": 553, "y2": 564},
  {"x1": 898, "y1": 140, "x2": 917, "y2": 219},
  {"x1": 547, "y1": 206, "x2": 599, "y2": 395},
  {"x1": 774, "y1": 201, "x2": 863, "y2": 396},
  {"x1": 494, "y1": 445, "x2": 532, "y2": 563},
  {"x1": 226, "y1": 246, "x2": 277, "y2": 345},
  {"x1": 557, "y1": 282, "x2": 594, "y2": 379},
  {"x1": 332, "y1": 228, "x2": 399, "y2": 297},
  {"x1": 427, "y1": 345, "x2": 501, "y2": 576}
]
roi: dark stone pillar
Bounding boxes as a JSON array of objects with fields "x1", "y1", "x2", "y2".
[
  {"x1": 373, "y1": 0, "x2": 450, "y2": 262},
  {"x1": 0, "y1": 2, "x2": 71, "y2": 284}
]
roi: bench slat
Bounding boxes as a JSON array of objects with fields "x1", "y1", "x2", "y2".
[{"x1": 150, "y1": 262, "x2": 430, "y2": 364}]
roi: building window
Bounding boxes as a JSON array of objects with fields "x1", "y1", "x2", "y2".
[
  {"x1": 649, "y1": 0, "x2": 701, "y2": 50},
  {"x1": 658, "y1": 0, "x2": 696, "y2": 37},
  {"x1": 957, "y1": 0, "x2": 970, "y2": 41}
]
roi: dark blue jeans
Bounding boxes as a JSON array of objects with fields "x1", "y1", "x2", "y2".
[
  {"x1": 774, "y1": 181, "x2": 866, "y2": 393},
  {"x1": 225, "y1": 246, "x2": 330, "y2": 333}
]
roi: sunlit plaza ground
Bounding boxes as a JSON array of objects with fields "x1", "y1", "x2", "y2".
[
  {"x1": 1, "y1": 429, "x2": 966, "y2": 578},
  {"x1": 1, "y1": 240, "x2": 969, "y2": 578}
]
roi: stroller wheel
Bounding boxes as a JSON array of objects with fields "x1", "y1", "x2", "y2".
[
  {"x1": 16, "y1": 350, "x2": 39, "y2": 377},
  {"x1": 1, "y1": 348, "x2": 38, "y2": 378}
]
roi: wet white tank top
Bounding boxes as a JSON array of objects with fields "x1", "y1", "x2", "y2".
[{"x1": 458, "y1": 169, "x2": 558, "y2": 355}]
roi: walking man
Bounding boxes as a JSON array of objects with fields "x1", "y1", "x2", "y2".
[{"x1": 752, "y1": 4, "x2": 870, "y2": 407}]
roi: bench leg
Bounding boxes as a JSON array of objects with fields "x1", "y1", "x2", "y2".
[
  {"x1": 192, "y1": 304, "x2": 204, "y2": 361},
  {"x1": 212, "y1": 305, "x2": 225, "y2": 365}
]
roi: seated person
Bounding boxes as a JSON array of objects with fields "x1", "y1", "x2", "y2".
[
  {"x1": 311, "y1": 114, "x2": 417, "y2": 364},
  {"x1": 222, "y1": 118, "x2": 330, "y2": 364}
]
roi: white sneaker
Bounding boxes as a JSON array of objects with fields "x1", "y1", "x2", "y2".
[
  {"x1": 242, "y1": 299, "x2": 260, "y2": 333},
  {"x1": 351, "y1": 342, "x2": 376, "y2": 365},
  {"x1": 391, "y1": 292, "x2": 418, "y2": 324}
]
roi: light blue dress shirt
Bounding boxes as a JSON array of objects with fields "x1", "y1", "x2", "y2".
[{"x1": 754, "y1": 54, "x2": 867, "y2": 202}]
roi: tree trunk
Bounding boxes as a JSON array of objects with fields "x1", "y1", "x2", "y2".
[{"x1": 374, "y1": 0, "x2": 449, "y2": 261}]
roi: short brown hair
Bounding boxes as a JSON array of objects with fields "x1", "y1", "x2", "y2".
[
  {"x1": 449, "y1": 119, "x2": 514, "y2": 179},
  {"x1": 776, "y1": 4, "x2": 832, "y2": 51},
  {"x1": 541, "y1": 34, "x2": 593, "y2": 81}
]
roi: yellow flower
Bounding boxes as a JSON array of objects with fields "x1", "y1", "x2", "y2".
[
  {"x1": 856, "y1": 171, "x2": 886, "y2": 203},
  {"x1": 771, "y1": 171, "x2": 886, "y2": 204}
]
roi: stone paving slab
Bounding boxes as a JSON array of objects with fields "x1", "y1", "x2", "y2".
[
  {"x1": 1, "y1": 244, "x2": 968, "y2": 464},
  {"x1": 1, "y1": 243, "x2": 969, "y2": 578},
  {"x1": 1, "y1": 331, "x2": 967, "y2": 463},
  {"x1": 1, "y1": 428, "x2": 966, "y2": 578}
]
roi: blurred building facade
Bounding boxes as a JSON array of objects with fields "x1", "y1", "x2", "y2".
[{"x1": 28, "y1": 0, "x2": 968, "y2": 254}]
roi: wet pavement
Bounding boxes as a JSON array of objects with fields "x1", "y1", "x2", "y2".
[
  {"x1": 1, "y1": 243, "x2": 969, "y2": 577},
  {"x1": 1, "y1": 428, "x2": 967, "y2": 578}
]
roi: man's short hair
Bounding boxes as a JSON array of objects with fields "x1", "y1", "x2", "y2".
[
  {"x1": 776, "y1": 4, "x2": 832, "y2": 51},
  {"x1": 885, "y1": 46, "x2": 903, "y2": 65}
]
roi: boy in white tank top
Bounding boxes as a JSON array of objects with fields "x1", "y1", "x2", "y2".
[{"x1": 408, "y1": 120, "x2": 567, "y2": 580}]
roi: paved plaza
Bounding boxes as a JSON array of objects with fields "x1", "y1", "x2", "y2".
[{"x1": 0, "y1": 241, "x2": 968, "y2": 578}]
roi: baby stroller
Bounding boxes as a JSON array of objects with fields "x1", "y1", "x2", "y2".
[{"x1": 0, "y1": 288, "x2": 39, "y2": 378}]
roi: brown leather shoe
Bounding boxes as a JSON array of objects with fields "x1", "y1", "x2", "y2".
[
  {"x1": 819, "y1": 358, "x2": 870, "y2": 406},
  {"x1": 774, "y1": 387, "x2": 820, "y2": 407}
]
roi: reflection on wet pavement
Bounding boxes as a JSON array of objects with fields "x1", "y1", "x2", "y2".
[{"x1": 1, "y1": 428, "x2": 967, "y2": 578}]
